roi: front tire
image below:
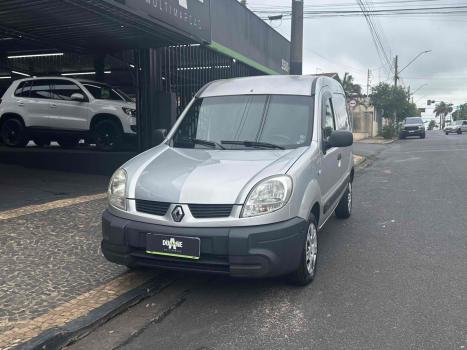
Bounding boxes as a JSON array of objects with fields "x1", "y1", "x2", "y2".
[
  {"x1": 445, "y1": 132, "x2": 449, "y2": 135},
  {"x1": 288, "y1": 214, "x2": 318, "y2": 286},
  {"x1": 335, "y1": 182, "x2": 352, "y2": 219},
  {"x1": 92, "y1": 119, "x2": 123, "y2": 151},
  {"x1": 1, "y1": 118, "x2": 29, "y2": 147},
  {"x1": 420, "y1": 133, "x2": 426, "y2": 139},
  {"x1": 457, "y1": 129, "x2": 462, "y2": 135}
]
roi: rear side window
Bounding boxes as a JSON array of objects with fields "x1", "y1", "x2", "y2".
[
  {"x1": 332, "y1": 93, "x2": 350, "y2": 130},
  {"x1": 30, "y1": 80, "x2": 54, "y2": 99},
  {"x1": 14, "y1": 81, "x2": 32, "y2": 97},
  {"x1": 49, "y1": 79, "x2": 84, "y2": 100}
]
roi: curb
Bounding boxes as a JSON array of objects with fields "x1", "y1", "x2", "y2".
[
  {"x1": 14, "y1": 275, "x2": 172, "y2": 350},
  {"x1": 355, "y1": 138, "x2": 395, "y2": 145}
]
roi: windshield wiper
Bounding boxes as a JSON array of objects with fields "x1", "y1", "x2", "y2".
[
  {"x1": 221, "y1": 140, "x2": 285, "y2": 150},
  {"x1": 181, "y1": 138, "x2": 225, "y2": 150}
]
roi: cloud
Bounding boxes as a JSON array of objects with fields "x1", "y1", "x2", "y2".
[{"x1": 246, "y1": 0, "x2": 467, "y2": 105}]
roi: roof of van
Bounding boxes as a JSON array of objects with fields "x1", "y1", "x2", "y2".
[{"x1": 198, "y1": 75, "x2": 323, "y2": 97}]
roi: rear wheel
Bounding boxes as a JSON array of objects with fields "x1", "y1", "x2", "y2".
[
  {"x1": 32, "y1": 136, "x2": 51, "y2": 147},
  {"x1": 288, "y1": 214, "x2": 318, "y2": 286},
  {"x1": 335, "y1": 182, "x2": 352, "y2": 219},
  {"x1": 57, "y1": 137, "x2": 79, "y2": 149},
  {"x1": 92, "y1": 119, "x2": 123, "y2": 151},
  {"x1": 445, "y1": 132, "x2": 449, "y2": 135},
  {"x1": 457, "y1": 129, "x2": 462, "y2": 135},
  {"x1": 0, "y1": 118, "x2": 29, "y2": 147}
]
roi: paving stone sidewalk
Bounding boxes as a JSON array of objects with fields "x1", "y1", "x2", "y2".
[{"x1": 0, "y1": 198, "x2": 153, "y2": 349}]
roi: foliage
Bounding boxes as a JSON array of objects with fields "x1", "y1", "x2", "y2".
[
  {"x1": 336, "y1": 73, "x2": 362, "y2": 97},
  {"x1": 370, "y1": 82, "x2": 417, "y2": 123},
  {"x1": 382, "y1": 125, "x2": 395, "y2": 139},
  {"x1": 428, "y1": 120, "x2": 436, "y2": 130},
  {"x1": 434, "y1": 102, "x2": 453, "y2": 129},
  {"x1": 451, "y1": 103, "x2": 467, "y2": 121}
]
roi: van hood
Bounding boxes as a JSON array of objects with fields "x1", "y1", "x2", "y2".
[{"x1": 132, "y1": 146, "x2": 306, "y2": 204}]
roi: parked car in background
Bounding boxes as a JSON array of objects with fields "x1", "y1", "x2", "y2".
[
  {"x1": 0, "y1": 77, "x2": 136, "y2": 151},
  {"x1": 444, "y1": 120, "x2": 467, "y2": 135},
  {"x1": 399, "y1": 117, "x2": 426, "y2": 139},
  {"x1": 102, "y1": 75, "x2": 354, "y2": 286}
]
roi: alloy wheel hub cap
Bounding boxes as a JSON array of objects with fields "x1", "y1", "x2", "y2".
[{"x1": 306, "y1": 223, "x2": 318, "y2": 275}]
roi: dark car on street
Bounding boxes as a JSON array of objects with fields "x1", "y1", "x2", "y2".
[{"x1": 399, "y1": 117, "x2": 426, "y2": 139}]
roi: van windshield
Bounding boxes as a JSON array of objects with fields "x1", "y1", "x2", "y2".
[{"x1": 171, "y1": 95, "x2": 313, "y2": 150}]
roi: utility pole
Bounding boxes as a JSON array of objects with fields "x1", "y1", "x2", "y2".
[
  {"x1": 290, "y1": 0, "x2": 304, "y2": 75},
  {"x1": 366, "y1": 69, "x2": 371, "y2": 96},
  {"x1": 394, "y1": 55, "x2": 398, "y2": 88}
]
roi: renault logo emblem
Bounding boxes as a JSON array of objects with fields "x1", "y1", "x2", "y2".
[{"x1": 171, "y1": 206, "x2": 185, "y2": 222}]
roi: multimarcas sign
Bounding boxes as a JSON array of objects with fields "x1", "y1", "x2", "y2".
[{"x1": 126, "y1": 0, "x2": 211, "y2": 42}]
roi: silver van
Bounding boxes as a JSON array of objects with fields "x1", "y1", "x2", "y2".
[{"x1": 102, "y1": 75, "x2": 354, "y2": 285}]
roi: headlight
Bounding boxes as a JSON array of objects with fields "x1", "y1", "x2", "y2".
[
  {"x1": 108, "y1": 168, "x2": 127, "y2": 210},
  {"x1": 122, "y1": 107, "x2": 136, "y2": 118},
  {"x1": 241, "y1": 175, "x2": 292, "y2": 218}
]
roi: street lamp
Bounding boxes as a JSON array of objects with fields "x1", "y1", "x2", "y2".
[
  {"x1": 412, "y1": 83, "x2": 428, "y2": 95},
  {"x1": 394, "y1": 50, "x2": 431, "y2": 88},
  {"x1": 399, "y1": 50, "x2": 432, "y2": 74}
]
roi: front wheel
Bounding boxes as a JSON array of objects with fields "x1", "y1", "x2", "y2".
[
  {"x1": 335, "y1": 182, "x2": 353, "y2": 219},
  {"x1": 457, "y1": 129, "x2": 462, "y2": 135},
  {"x1": 288, "y1": 214, "x2": 318, "y2": 286},
  {"x1": 1, "y1": 118, "x2": 29, "y2": 147},
  {"x1": 445, "y1": 132, "x2": 449, "y2": 135},
  {"x1": 92, "y1": 119, "x2": 123, "y2": 151},
  {"x1": 420, "y1": 133, "x2": 426, "y2": 139}
]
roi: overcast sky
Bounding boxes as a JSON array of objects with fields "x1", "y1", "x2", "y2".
[{"x1": 246, "y1": 0, "x2": 467, "y2": 107}]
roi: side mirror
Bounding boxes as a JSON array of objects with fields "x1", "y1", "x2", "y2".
[
  {"x1": 152, "y1": 129, "x2": 167, "y2": 146},
  {"x1": 70, "y1": 93, "x2": 85, "y2": 102},
  {"x1": 328, "y1": 130, "x2": 353, "y2": 148}
]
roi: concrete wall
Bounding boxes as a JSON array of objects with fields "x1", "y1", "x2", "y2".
[{"x1": 350, "y1": 98, "x2": 379, "y2": 138}]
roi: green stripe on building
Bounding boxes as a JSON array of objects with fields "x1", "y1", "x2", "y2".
[{"x1": 209, "y1": 41, "x2": 280, "y2": 76}]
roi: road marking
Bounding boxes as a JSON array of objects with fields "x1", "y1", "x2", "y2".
[
  {"x1": 0, "y1": 193, "x2": 107, "y2": 221},
  {"x1": 0, "y1": 271, "x2": 153, "y2": 350}
]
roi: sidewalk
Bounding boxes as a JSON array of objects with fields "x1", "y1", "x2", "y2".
[{"x1": 0, "y1": 196, "x2": 156, "y2": 350}]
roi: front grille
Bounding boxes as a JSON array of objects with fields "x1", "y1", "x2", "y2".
[
  {"x1": 405, "y1": 126, "x2": 419, "y2": 131},
  {"x1": 188, "y1": 204, "x2": 234, "y2": 218},
  {"x1": 135, "y1": 199, "x2": 170, "y2": 216}
]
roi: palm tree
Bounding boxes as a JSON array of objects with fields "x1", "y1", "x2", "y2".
[
  {"x1": 434, "y1": 102, "x2": 453, "y2": 129},
  {"x1": 336, "y1": 73, "x2": 362, "y2": 98}
]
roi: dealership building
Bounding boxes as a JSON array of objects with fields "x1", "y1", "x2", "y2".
[{"x1": 0, "y1": 0, "x2": 290, "y2": 151}]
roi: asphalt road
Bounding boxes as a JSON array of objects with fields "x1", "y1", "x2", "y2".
[{"x1": 69, "y1": 131, "x2": 467, "y2": 350}]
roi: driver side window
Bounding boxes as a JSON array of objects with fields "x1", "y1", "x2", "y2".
[{"x1": 322, "y1": 96, "x2": 336, "y2": 141}]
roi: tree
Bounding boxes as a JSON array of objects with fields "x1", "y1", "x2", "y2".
[
  {"x1": 434, "y1": 102, "x2": 453, "y2": 129},
  {"x1": 370, "y1": 82, "x2": 415, "y2": 123},
  {"x1": 336, "y1": 73, "x2": 362, "y2": 98},
  {"x1": 428, "y1": 120, "x2": 436, "y2": 130}
]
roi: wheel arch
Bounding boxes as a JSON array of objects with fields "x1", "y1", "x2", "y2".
[
  {"x1": 0, "y1": 113, "x2": 25, "y2": 127},
  {"x1": 90, "y1": 113, "x2": 123, "y2": 131}
]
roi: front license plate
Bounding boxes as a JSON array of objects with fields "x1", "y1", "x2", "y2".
[{"x1": 146, "y1": 234, "x2": 200, "y2": 260}]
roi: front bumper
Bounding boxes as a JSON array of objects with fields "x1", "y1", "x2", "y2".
[
  {"x1": 400, "y1": 129, "x2": 425, "y2": 136},
  {"x1": 101, "y1": 210, "x2": 308, "y2": 278}
]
